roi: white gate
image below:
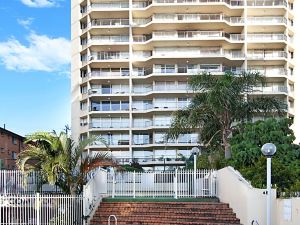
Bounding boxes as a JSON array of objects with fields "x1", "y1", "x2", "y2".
[{"x1": 107, "y1": 169, "x2": 217, "y2": 198}]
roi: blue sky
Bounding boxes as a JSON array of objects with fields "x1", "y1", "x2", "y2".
[{"x1": 0, "y1": 0, "x2": 71, "y2": 136}]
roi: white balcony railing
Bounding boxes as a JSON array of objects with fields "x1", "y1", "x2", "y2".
[
  {"x1": 253, "y1": 86, "x2": 288, "y2": 93},
  {"x1": 132, "y1": 84, "x2": 191, "y2": 93},
  {"x1": 247, "y1": 33, "x2": 287, "y2": 41},
  {"x1": 91, "y1": 19, "x2": 129, "y2": 26},
  {"x1": 90, "y1": 35, "x2": 129, "y2": 43},
  {"x1": 247, "y1": 16, "x2": 287, "y2": 24},
  {"x1": 247, "y1": 50, "x2": 287, "y2": 59},
  {"x1": 133, "y1": 31, "x2": 244, "y2": 42},
  {"x1": 90, "y1": 122, "x2": 130, "y2": 129},
  {"x1": 90, "y1": 69, "x2": 130, "y2": 77},
  {"x1": 133, "y1": 14, "x2": 244, "y2": 25},
  {"x1": 89, "y1": 52, "x2": 129, "y2": 60},
  {"x1": 91, "y1": 2, "x2": 129, "y2": 9},
  {"x1": 88, "y1": 88, "x2": 129, "y2": 95}
]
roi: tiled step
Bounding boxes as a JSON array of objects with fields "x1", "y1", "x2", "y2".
[{"x1": 90, "y1": 201, "x2": 241, "y2": 225}]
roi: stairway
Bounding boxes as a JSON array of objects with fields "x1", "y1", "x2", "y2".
[{"x1": 90, "y1": 200, "x2": 242, "y2": 225}]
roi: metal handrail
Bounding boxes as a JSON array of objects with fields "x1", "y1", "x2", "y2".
[{"x1": 108, "y1": 215, "x2": 118, "y2": 225}]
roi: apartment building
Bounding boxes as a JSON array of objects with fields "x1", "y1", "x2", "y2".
[
  {"x1": 71, "y1": 0, "x2": 295, "y2": 170},
  {"x1": 0, "y1": 127, "x2": 25, "y2": 170}
]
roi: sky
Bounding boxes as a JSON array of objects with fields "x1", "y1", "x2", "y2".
[{"x1": 0, "y1": 0, "x2": 71, "y2": 136}]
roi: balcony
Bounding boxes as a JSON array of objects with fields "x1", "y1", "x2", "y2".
[
  {"x1": 247, "y1": 17, "x2": 287, "y2": 24},
  {"x1": 132, "y1": 14, "x2": 244, "y2": 26},
  {"x1": 133, "y1": 31, "x2": 244, "y2": 42},
  {"x1": 248, "y1": 67, "x2": 287, "y2": 76},
  {"x1": 91, "y1": 19, "x2": 129, "y2": 27},
  {"x1": 252, "y1": 86, "x2": 288, "y2": 94},
  {"x1": 132, "y1": 101, "x2": 190, "y2": 111},
  {"x1": 89, "y1": 122, "x2": 129, "y2": 129},
  {"x1": 89, "y1": 52, "x2": 129, "y2": 61},
  {"x1": 90, "y1": 101, "x2": 130, "y2": 112},
  {"x1": 92, "y1": 138, "x2": 130, "y2": 146},
  {"x1": 132, "y1": 0, "x2": 244, "y2": 8},
  {"x1": 89, "y1": 69, "x2": 130, "y2": 78},
  {"x1": 90, "y1": 35, "x2": 129, "y2": 44},
  {"x1": 247, "y1": 33, "x2": 287, "y2": 41},
  {"x1": 132, "y1": 84, "x2": 192, "y2": 94},
  {"x1": 115, "y1": 156, "x2": 186, "y2": 166},
  {"x1": 247, "y1": 50, "x2": 287, "y2": 59},
  {"x1": 88, "y1": 87, "x2": 129, "y2": 95},
  {"x1": 132, "y1": 65, "x2": 242, "y2": 76},
  {"x1": 246, "y1": 0, "x2": 287, "y2": 7},
  {"x1": 133, "y1": 49, "x2": 244, "y2": 60},
  {"x1": 133, "y1": 120, "x2": 172, "y2": 128},
  {"x1": 90, "y1": 2, "x2": 129, "y2": 9}
]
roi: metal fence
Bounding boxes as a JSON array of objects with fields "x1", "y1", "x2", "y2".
[
  {"x1": 107, "y1": 169, "x2": 217, "y2": 198},
  {"x1": 0, "y1": 170, "x2": 60, "y2": 194},
  {"x1": 0, "y1": 194, "x2": 84, "y2": 225}
]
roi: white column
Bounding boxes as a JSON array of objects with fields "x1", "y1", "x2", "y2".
[
  {"x1": 267, "y1": 157, "x2": 272, "y2": 225},
  {"x1": 194, "y1": 154, "x2": 196, "y2": 198}
]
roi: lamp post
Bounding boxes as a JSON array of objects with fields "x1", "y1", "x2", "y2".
[
  {"x1": 191, "y1": 147, "x2": 200, "y2": 198},
  {"x1": 261, "y1": 143, "x2": 277, "y2": 225}
]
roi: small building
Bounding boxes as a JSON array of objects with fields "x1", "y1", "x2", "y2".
[{"x1": 0, "y1": 126, "x2": 25, "y2": 170}]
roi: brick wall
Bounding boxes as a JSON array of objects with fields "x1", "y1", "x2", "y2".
[{"x1": 0, "y1": 128, "x2": 25, "y2": 170}]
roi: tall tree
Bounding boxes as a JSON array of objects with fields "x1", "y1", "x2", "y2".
[
  {"x1": 17, "y1": 131, "x2": 119, "y2": 195},
  {"x1": 168, "y1": 72, "x2": 285, "y2": 158}
]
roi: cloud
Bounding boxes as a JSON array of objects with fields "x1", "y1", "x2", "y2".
[
  {"x1": 0, "y1": 33, "x2": 70, "y2": 73},
  {"x1": 17, "y1": 18, "x2": 34, "y2": 29},
  {"x1": 20, "y1": 0, "x2": 58, "y2": 8}
]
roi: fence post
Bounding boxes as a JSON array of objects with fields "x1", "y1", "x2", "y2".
[
  {"x1": 4, "y1": 171, "x2": 6, "y2": 195},
  {"x1": 36, "y1": 193, "x2": 41, "y2": 225},
  {"x1": 133, "y1": 171, "x2": 136, "y2": 198},
  {"x1": 174, "y1": 169, "x2": 177, "y2": 199},
  {"x1": 112, "y1": 172, "x2": 115, "y2": 198}
]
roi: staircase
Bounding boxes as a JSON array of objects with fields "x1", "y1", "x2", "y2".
[{"x1": 90, "y1": 200, "x2": 241, "y2": 225}]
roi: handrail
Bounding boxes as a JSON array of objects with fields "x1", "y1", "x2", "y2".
[
  {"x1": 108, "y1": 215, "x2": 118, "y2": 225},
  {"x1": 251, "y1": 220, "x2": 259, "y2": 225}
]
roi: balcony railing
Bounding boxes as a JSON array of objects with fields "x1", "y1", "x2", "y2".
[
  {"x1": 252, "y1": 86, "x2": 288, "y2": 93},
  {"x1": 246, "y1": 0, "x2": 287, "y2": 7},
  {"x1": 132, "y1": 14, "x2": 244, "y2": 25},
  {"x1": 247, "y1": 51, "x2": 287, "y2": 59},
  {"x1": 90, "y1": 69, "x2": 130, "y2": 77},
  {"x1": 249, "y1": 67, "x2": 287, "y2": 76},
  {"x1": 115, "y1": 156, "x2": 186, "y2": 165},
  {"x1": 247, "y1": 17, "x2": 287, "y2": 24},
  {"x1": 88, "y1": 88, "x2": 129, "y2": 95},
  {"x1": 91, "y1": 19, "x2": 129, "y2": 27},
  {"x1": 133, "y1": 31, "x2": 244, "y2": 42},
  {"x1": 91, "y1": 2, "x2": 129, "y2": 9},
  {"x1": 247, "y1": 33, "x2": 287, "y2": 41},
  {"x1": 90, "y1": 35, "x2": 129, "y2": 43},
  {"x1": 132, "y1": 0, "x2": 243, "y2": 8},
  {"x1": 133, "y1": 49, "x2": 244, "y2": 59},
  {"x1": 89, "y1": 122, "x2": 130, "y2": 129},
  {"x1": 132, "y1": 85, "x2": 191, "y2": 93},
  {"x1": 132, "y1": 102, "x2": 190, "y2": 111},
  {"x1": 93, "y1": 139, "x2": 130, "y2": 146},
  {"x1": 89, "y1": 52, "x2": 129, "y2": 60},
  {"x1": 133, "y1": 121, "x2": 171, "y2": 128},
  {"x1": 132, "y1": 66, "x2": 242, "y2": 76}
]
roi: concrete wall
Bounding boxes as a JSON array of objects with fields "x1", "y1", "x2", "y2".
[
  {"x1": 218, "y1": 167, "x2": 300, "y2": 225},
  {"x1": 276, "y1": 198, "x2": 300, "y2": 225}
]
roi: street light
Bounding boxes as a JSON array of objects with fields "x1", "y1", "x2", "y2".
[
  {"x1": 261, "y1": 143, "x2": 277, "y2": 225},
  {"x1": 191, "y1": 147, "x2": 200, "y2": 198}
]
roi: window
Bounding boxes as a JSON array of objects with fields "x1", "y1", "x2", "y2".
[
  {"x1": 12, "y1": 136, "x2": 17, "y2": 145},
  {"x1": 12, "y1": 152, "x2": 17, "y2": 160}
]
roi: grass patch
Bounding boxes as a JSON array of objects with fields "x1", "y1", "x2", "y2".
[{"x1": 102, "y1": 197, "x2": 219, "y2": 202}]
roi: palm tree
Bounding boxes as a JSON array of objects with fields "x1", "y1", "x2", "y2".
[
  {"x1": 17, "y1": 131, "x2": 119, "y2": 195},
  {"x1": 168, "y1": 71, "x2": 285, "y2": 159}
]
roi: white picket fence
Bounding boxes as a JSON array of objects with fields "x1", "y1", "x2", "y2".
[
  {"x1": 107, "y1": 169, "x2": 217, "y2": 198},
  {"x1": 0, "y1": 194, "x2": 84, "y2": 225},
  {"x1": 0, "y1": 171, "x2": 60, "y2": 194}
]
